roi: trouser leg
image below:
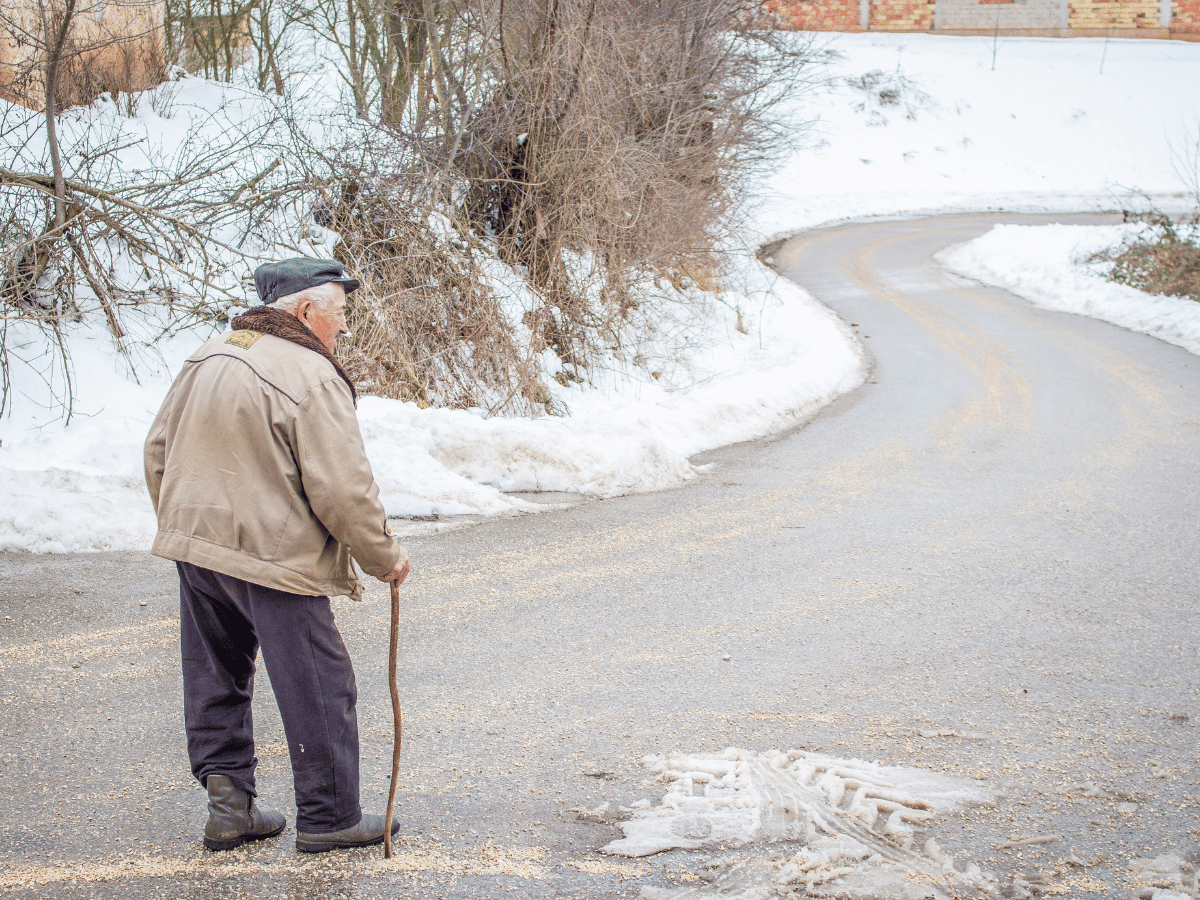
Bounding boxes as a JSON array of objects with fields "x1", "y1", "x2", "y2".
[
  {"x1": 178, "y1": 561, "x2": 260, "y2": 798},
  {"x1": 177, "y1": 562, "x2": 362, "y2": 832},
  {"x1": 249, "y1": 586, "x2": 362, "y2": 834}
]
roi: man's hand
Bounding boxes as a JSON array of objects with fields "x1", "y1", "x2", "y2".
[{"x1": 378, "y1": 559, "x2": 409, "y2": 586}]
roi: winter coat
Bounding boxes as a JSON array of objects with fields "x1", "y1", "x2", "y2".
[{"x1": 144, "y1": 329, "x2": 404, "y2": 599}]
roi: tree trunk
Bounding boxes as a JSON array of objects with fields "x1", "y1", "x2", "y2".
[{"x1": 40, "y1": 0, "x2": 77, "y2": 233}]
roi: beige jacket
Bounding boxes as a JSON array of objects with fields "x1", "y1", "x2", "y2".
[{"x1": 144, "y1": 329, "x2": 404, "y2": 599}]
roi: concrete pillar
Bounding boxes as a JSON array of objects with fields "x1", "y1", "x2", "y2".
[
  {"x1": 861, "y1": 0, "x2": 870, "y2": 29},
  {"x1": 1158, "y1": 0, "x2": 1172, "y2": 26},
  {"x1": 1060, "y1": 0, "x2": 1071, "y2": 28}
]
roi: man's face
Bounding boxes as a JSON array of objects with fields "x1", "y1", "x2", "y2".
[{"x1": 299, "y1": 285, "x2": 349, "y2": 354}]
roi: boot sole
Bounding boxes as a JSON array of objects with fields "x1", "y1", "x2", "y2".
[
  {"x1": 295, "y1": 824, "x2": 400, "y2": 854},
  {"x1": 204, "y1": 822, "x2": 286, "y2": 852},
  {"x1": 295, "y1": 834, "x2": 385, "y2": 853}
]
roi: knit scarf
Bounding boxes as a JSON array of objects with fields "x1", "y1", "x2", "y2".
[{"x1": 231, "y1": 306, "x2": 358, "y2": 405}]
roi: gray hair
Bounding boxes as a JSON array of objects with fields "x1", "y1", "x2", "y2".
[{"x1": 269, "y1": 280, "x2": 345, "y2": 314}]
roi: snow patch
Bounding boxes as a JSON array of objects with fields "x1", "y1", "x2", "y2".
[
  {"x1": 937, "y1": 224, "x2": 1200, "y2": 357},
  {"x1": 601, "y1": 748, "x2": 998, "y2": 900},
  {"x1": 1127, "y1": 851, "x2": 1199, "y2": 899}
]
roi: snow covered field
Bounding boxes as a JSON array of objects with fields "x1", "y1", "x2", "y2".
[
  {"x1": 3, "y1": 34, "x2": 1200, "y2": 553},
  {"x1": 938, "y1": 223, "x2": 1200, "y2": 357},
  {"x1": 753, "y1": 33, "x2": 1200, "y2": 242}
]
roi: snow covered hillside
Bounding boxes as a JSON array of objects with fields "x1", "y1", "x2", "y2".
[
  {"x1": 0, "y1": 270, "x2": 863, "y2": 552},
  {"x1": 3, "y1": 34, "x2": 1200, "y2": 553},
  {"x1": 753, "y1": 33, "x2": 1200, "y2": 241}
]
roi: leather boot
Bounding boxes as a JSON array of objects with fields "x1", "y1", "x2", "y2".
[
  {"x1": 295, "y1": 813, "x2": 400, "y2": 853},
  {"x1": 203, "y1": 774, "x2": 287, "y2": 851}
]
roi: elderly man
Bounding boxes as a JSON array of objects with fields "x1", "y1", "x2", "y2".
[{"x1": 145, "y1": 258, "x2": 409, "y2": 853}]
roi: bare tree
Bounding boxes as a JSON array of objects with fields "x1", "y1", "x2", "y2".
[
  {"x1": 0, "y1": 86, "x2": 306, "y2": 418},
  {"x1": 0, "y1": 0, "x2": 166, "y2": 365},
  {"x1": 164, "y1": 0, "x2": 255, "y2": 80},
  {"x1": 164, "y1": 0, "x2": 307, "y2": 94}
]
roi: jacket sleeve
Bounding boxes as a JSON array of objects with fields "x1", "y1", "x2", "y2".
[
  {"x1": 292, "y1": 378, "x2": 405, "y2": 578},
  {"x1": 144, "y1": 404, "x2": 170, "y2": 516}
]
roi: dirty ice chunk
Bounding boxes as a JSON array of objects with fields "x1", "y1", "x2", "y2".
[{"x1": 601, "y1": 748, "x2": 994, "y2": 860}]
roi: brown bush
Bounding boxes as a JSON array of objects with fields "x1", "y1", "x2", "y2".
[
  {"x1": 1091, "y1": 215, "x2": 1200, "y2": 303},
  {"x1": 301, "y1": 0, "x2": 814, "y2": 412},
  {"x1": 0, "y1": 0, "x2": 165, "y2": 111},
  {"x1": 314, "y1": 172, "x2": 553, "y2": 414},
  {"x1": 453, "y1": 0, "x2": 807, "y2": 365}
]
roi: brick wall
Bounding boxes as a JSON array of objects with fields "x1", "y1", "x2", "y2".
[
  {"x1": 762, "y1": 0, "x2": 862, "y2": 30},
  {"x1": 1068, "y1": 0, "x2": 1160, "y2": 27},
  {"x1": 870, "y1": 0, "x2": 937, "y2": 28},
  {"x1": 763, "y1": 0, "x2": 1200, "y2": 30},
  {"x1": 1174, "y1": 0, "x2": 1200, "y2": 31}
]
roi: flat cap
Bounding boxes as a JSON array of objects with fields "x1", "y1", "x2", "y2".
[{"x1": 252, "y1": 258, "x2": 360, "y2": 306}]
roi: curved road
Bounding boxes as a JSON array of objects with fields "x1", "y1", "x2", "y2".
[{"x1": 1, "y1": 213, "x2": 1197, "y2": 899}]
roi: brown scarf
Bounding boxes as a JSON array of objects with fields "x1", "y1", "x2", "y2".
[{"x1": 231, "y1": 306, "x2": 358, "y2": 405}]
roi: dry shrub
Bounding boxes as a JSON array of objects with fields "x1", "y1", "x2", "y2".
[
  {"x1": 454, "y1": 0, "x2": 802, "y2": 366},
  {"x1": 315, "y1": 173, "x2": 552, "y2": 414},
  {"x1": 1090, "y1": 214, "x2": 1200, "y2": 303},
  {"x1": 294, "y1": 0, "x2": 812, "y2": 413},
  {"x1": 1093, "y1": 127, "x2": 1200, "y2": 304}
]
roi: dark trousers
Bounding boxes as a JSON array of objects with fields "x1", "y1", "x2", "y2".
[{"x1": 177, "y1": 561, "x2": 362, "y2": 833}]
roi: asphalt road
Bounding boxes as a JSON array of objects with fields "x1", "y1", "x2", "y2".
[{"x1": 1, "y1": 213, "x2": 1197, "y2": 900}]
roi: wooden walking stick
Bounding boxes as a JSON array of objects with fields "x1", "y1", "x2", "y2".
[{"x1": 383, "y1": 578, "x2": 402, "y2": 859}]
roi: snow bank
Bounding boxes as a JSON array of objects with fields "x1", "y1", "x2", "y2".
[
  {"x1": 0, "y1": 264, "x2": 863, "y2": 552},
  {"x1": 361, "y1": 266, "x2": 864, "y2": 518},
  {"x1": 937, "y1": 224, "x2": 1200, "y2": 357},
  {"x1": 0, "y1": 321, "x2": 200, "y2": 553}
]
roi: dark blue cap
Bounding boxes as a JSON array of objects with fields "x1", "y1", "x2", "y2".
[{"x1": 252, "y1": 258, "x2": 360, "y2": 306}]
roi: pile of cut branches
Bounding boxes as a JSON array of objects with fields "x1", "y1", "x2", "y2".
[{"x1": 0, "y1": 93, "x2": 306, "y2": 418}]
